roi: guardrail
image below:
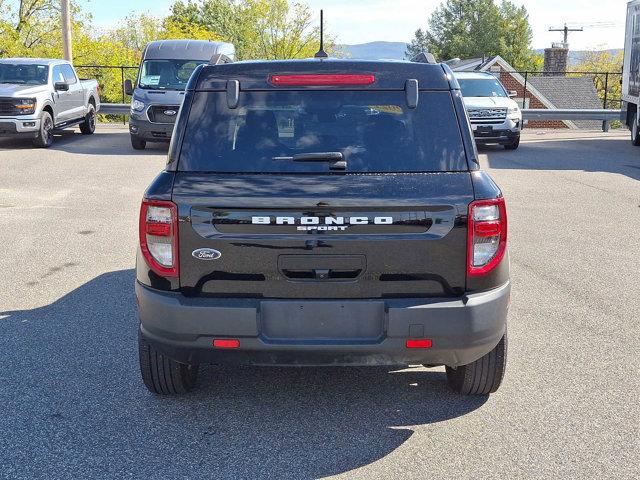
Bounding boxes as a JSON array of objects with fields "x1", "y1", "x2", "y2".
[
  {"x1": 522, "y1": 109, "x2": 621, "y2": 121},
  {"x1": 522, "y1": 109, "x2": 622, "y2": 132},
  {"x1": 98, "y1": 104, "x2": 623, "y2": 131},
  {"x1": 100, "y1": 103, "x2": 130, "y2": 115}
]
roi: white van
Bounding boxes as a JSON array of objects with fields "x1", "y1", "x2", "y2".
[{"x1": 124, "y1": 40, "x2": 235, "y2": 150}]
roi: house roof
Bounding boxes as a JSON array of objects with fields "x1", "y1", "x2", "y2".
[
  {"x1": 526, "y1": 76, "x2": 603, "y2": 129},
  {"x1": 448, "y1": 57, "x2": 484, "y2": 71},
  {"x1": 453, "y1": 71, "x2": 497, "y2": 80}
]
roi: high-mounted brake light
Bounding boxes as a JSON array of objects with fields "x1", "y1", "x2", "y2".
[
  {"x1": 139, "y1": 199, "x2": 179, "y2": 277},
  {"x1": 467, "y1": 198, "x2": 507, "y2": 276},
  {"x1": 269, "y1": 74, "x2": 375, "y2": 86}
]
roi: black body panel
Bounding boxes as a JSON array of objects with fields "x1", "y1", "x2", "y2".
[{"x1": 171, "y1": 172, "x2": 473, "y2": 299}]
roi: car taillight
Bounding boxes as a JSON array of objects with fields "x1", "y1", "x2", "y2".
[
  {"x1": 269, "y1": 74, "x2": 375, "y2": 86},
  {"x1": 467, "y1": 198, "x2": 507, "y2": 276},
  {"x1": 139, "y1": 199, "x2": 179, "y2": 277}
]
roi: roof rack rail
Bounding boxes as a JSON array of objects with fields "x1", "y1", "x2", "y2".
[
  {"x1": 411, "y1": 52, "x2": 437, "y2": 64},
  {"x1": 210, "y1": 53, "x2": 233, "y2": 65}
]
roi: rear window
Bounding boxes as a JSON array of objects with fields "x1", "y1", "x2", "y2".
[{"x1": 178, "y1": 90, "x2": 468, "y2": 173}]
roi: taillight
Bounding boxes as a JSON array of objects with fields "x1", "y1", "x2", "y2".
[
  {"x1": 269, "y1": 74, "x2": 375, "y2": 86},
  {"x1": 467, "y1": 198, "x2": 507, "y2": 276},
  {"x1": 139, "y1": 199, "x2": 179, "y2": 277}
]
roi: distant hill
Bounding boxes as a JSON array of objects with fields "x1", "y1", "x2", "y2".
[
  {"x1": 340, "y1": 41, "x2": 408, "y2": 60},
  {"x1": 534, "y1": 49, "x2": 623, "y2": 65},
  {"x1": 340, "y1": 43, "x2": 623, "y2": 64}
]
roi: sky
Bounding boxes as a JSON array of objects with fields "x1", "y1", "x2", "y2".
[{"x1": 80, "y1": 0, "x2": 628, "y2": 50}]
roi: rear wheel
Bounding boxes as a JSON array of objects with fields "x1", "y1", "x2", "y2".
[
  {"x1": 131, "y1": 135, "x2": 146, "y2": 150},
  {"x1": 79, "y1": 104, "x2": 96, "y2": 134},
  {"x1": 504, "y1": 136, "x2": 520, "y2": 150},
  {"x1": 33, "y1": 111, "x2": 54, "y2": 148},
  {"x1": 138, "y1": 334, "x2": 199, "y2": 394},
  {"x1": 632, "y1": 113, "x2": 640, "y2": 146},
  {"x1": 446, "y1": 332, "x2": 507, "y2": 395}
]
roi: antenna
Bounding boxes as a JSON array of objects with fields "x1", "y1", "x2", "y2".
[{"x1": 314, "y1": 10, "x2": 328, "y2": 58}]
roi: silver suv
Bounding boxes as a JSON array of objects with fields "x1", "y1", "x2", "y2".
[{"x1": 455, "y1": 71, "x2": 522, "y2": 150}]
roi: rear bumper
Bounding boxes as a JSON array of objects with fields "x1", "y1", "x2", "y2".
[
  {"x1": 136, "y1": 281, "x2": 510, "y2": 367},
  {"x1": 129, "y1": 116, "x2": 174, "y2": 142}
]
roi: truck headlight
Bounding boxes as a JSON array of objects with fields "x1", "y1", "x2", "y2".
[
  {"x1": 507, "y1": 106, "x2": 520, "y2": 116},
  {"x1": 15, "y1": 98, "x2": 36, "y2": 115},
  {"x1": 131, "y1": 99, "x2": 145, "y2": 112}
]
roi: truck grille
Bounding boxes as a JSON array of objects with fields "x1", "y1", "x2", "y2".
[
  {"x1": 468, "y1": 108, "x2": 507, "y2": 124},
  {"x1": 147, "y1": 105, "x2": 180, "y2": 124},
  {"x1": 0, "y1": 97, "x2": 19, "y2": 116}
]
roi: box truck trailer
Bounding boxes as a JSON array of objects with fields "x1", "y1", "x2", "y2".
[{"x1": 622, "y1": 0, "x2": 640, "y2": 145}]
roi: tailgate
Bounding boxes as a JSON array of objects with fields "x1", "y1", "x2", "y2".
[{"x1": 174, "y1": 172, "x2": 472, "y2": 299}]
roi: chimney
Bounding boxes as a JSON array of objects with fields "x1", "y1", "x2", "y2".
[{"x1": 543, "y1": 43, "x2": 568, "y2": 76}]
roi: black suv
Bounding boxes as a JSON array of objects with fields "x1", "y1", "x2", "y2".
[{"x1": 136, "y1": 59, "x2": 510, "y2": 396}]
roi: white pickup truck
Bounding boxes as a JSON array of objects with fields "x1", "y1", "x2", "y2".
[{"x1": 0, "y1": 58, "x2": 100, "y2": 147}]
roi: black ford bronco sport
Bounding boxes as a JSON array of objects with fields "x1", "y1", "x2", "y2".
[{"x1": 136, "y1": 58, "x2": 510, "y2": 396}]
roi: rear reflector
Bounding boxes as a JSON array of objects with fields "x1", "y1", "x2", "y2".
[
  {"x1": 474, "y1": 221, "x2": 501, "y2": 237},
  {"x1": 145, "y1": 222, "x2": 171, "y2": 237},
  {"x1": 406, "y1": 339, "x2": 433, "y2": 349},
  {"x1": 213, "y1": 339, "x2": 240, "y2": 349},
  {"x1": 269, "y1": 74, "x2": 375, "y2": 86}
]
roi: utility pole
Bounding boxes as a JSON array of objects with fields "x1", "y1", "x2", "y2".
[
  {"x1": 61, "y1": 0, "x2": 72, "y2": 62},
  {"x1": 549, "y1": 23, "x2": 583, "y2": 48}
]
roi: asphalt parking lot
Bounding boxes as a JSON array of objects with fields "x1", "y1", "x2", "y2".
[{"x1": 0, "y1": 126, "x2": 638, "y2": 479}]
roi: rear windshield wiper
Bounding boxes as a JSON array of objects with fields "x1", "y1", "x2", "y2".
[{"x1": 273, "y1": 152, "x2": 346, "y2": 170}]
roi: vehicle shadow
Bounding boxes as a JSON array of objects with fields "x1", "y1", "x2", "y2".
[
  {"x1": 478, "y1": 133, "x2": 640, "y2": 182},
  {"x1": 0, "y1": 269, "x2": 487, "y2": 479},
  {"x1": 0, "y1": 126, "x2": 168, "y2": 156}
]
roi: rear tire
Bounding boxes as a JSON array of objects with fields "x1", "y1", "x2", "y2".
[
  {"x1": 33, "y1": 111, "x2": 54, "y2": 148},
  {"x1": 632, "y1": 113, "x2": 640, "y2": 146},
  {"x1": 138, "y1": 334, "x2": 199, "y2": 394},
  {"x1": 446, "y1": 332, "x2": 507, "y2": 395},
  {"x1": 504, "y1": 136, "x2": 520, "y2": 150},
  {"x1": 131, "y1": 135, "x2": 146, "y2": 150},
  {"x1": 79, "y1": 104, "x2": 96, "y2": 135}
]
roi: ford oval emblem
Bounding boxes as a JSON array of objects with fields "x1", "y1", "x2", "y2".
[
  {"x1": 192, "y1": 248, "x2": 221, "y2": 260},
  {"x1": 164, "y1": 109, "x2": 177, "y2": 116}
]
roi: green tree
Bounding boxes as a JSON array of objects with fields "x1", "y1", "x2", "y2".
[
  {"x1": 497, "y1": 1, "x2": 534, "y2": 70},
  {"x1": 0, "y1": 0, "x2": 62, "y2": 56},
  {"x1": 407, "y1": 0, "x2": 537, "y2": 70},
  {"x1": 167, "y1": 0, "x2": 332, "y2": 60},
  {"x1": 574, "y1": 50, "x2": 624, "y2": 109},
  {"x1": 405, "y1": 28, "x2": 429, "y2": 60}
]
